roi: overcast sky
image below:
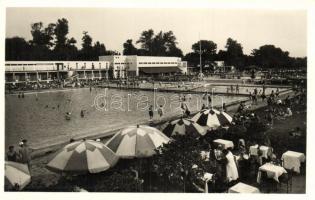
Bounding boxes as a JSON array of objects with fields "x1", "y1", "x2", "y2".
[{"x1": 6, "y1": 7, "x2": 307, "y2": 57}]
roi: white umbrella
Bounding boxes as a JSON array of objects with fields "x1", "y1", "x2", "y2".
[
  {"x1": 106, "y1": 125, "x2": 170, "y2": 158},
  {"x1": 5, "y1": 161, "x2": 31, "y2": 190},
  {"x1": 46, "y1": 139, "x2": 118, "y2": 174}
]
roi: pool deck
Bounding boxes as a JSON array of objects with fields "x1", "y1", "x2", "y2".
[{"x1": 97, "y1": 82, "x2": 291, "y2": 96}]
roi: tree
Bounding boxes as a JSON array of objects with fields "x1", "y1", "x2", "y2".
[
  {"x1": 54, "y1": 18, "x2": 69, "y2": 49},
  {"x1": 123, "y1": 39, "x2": 138, "y2": 55},
  {"x1": 224, "y1": 38, "x2": 244, "y2": 69},
  {"x1": 136, "y1": 48, "x2": 148, "y2": 56},
  {"x1": 183, "y1": 52, "x2": 200, "y2": 68},
  {"x1": 30, "y1": 22, "x2": 55, "y2": 48},
  {"x1": 135, "y1": 29, "x2": 183, "y2": 57},
  {"x1": 184, "y1": 40, "x2": 217, "y2": 68},
  {"x1": 62, "y1": 37, "x2": 78, "y2": 60},
  {"x1": 163, "y1": 31, "x2": 183, "y2": 57},
  {"x1": 6, "y1": 18, "x2": 121, "y2": 61},
  {"x1": 105, "y1": 50, "x2": 120, "y2": 55},
  {"x1": 28, "y1": 22, "x2": 56, "y2": 60},
  {"x1": 82, "y1": 31, "x2": 93, "y2": 50},
  {"x1": 151, "y1": 31, "x2": 167, "y2": 56},
  {"x1": 93, "y1": 41, "x2": 106, "y2": 59},
  {"x1": 192, "y1": 40, "x2": 217, "y2": 56},
  {"x1": 79, "y1": 31, "x2": 93, "y2": 60},
  {"x1": 5, "y1": 37, "x2": 32, "y2": 60},
  {"x1": 52, "y1": 18, "x2": 79, "y2": 60},
  {"x1": 163, "y1": 31, "x2": 177, "y2": 51},
  {"x1": 136, "y1": 29, "x2": 154, "y2": 55},
  {"x1": 216, "y1": 50, "x2": 227, "y2": 61},
  {"x1": 293, "y1": 57, "x2": 307, "y2": 69},
  {"x1": 167, "y1": 45, "x2": 183, "y2": 57},
  {"x1": 251, "y1": 45, "x2": 291, "y2": 68}
]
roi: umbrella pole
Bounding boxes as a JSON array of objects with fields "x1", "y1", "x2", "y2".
[
  {"x1": 148, "y1": 157, "x2": 152, "y2": 192},
  {"x1": 139, "y1": 159, "x2": 143, "y2": 192}
]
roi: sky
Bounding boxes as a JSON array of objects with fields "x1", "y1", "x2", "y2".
[{"x1": 5, "y1": 7, "x2": 307, "y2": 57}]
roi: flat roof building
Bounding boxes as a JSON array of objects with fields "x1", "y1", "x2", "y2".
[
  {"x1": 99, "y1": 55, "x2": 187, "y2": 78},
  {"x1": 5, "y1": 61, "x2": 110, "y2": 84},
  {"x1": 5, "y1": 56, "x2": 188, "y2": 84}
]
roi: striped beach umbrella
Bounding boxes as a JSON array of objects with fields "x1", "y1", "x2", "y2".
[
  {"x1": 161, "y1": 118, "x2": 207, "y2": 137},
  {"x1": 46, "y1": 140, "x2": 118, "y2": 174},
  {"x1": 191, "y1": 108, "x2": 233, "y2": 130},
  {"x1": 106, "y1": 125, "x2": 170, "y2": 158},
  {"x1": 5, "y1": 161, "x2": 31, "y2": 190}
]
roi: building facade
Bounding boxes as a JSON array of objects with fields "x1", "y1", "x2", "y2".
[
  {"x1": 99, "y1": 55, "x2": 187, "y2": 78},
  {"x1": 5, "y1": 56, "x2": 188, "y2": 84},
  {"x1": 5, "y1": 61, "x2": 110, "y2": 84}
]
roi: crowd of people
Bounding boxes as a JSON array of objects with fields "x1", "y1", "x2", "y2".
[
  {"x1": 5, "y1": 78, "x2": 108, "y2": 93},
  {"x1": 181, "y1": 85, "x2": 306, "y2": 193}
]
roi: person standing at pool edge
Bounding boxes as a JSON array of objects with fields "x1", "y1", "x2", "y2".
[
  {"x1": 276, "y1": 88, "x2": 280, "y2": 98},
  {"x1": 207, "y1": 94, "x2": 212, "y2": 107},
  {"x1": 19, "y1": 139, "x2": 32, "y2": 168},
  {"x1": 236, "y1": 84, "x2": 239, "y2": 94},
  {"x1": 158, "y1": 105, "x2": 164, "y2": 119},
  {"x1": 6, "y1": 146, "x2": 17, "y2": 162},
  {"x1": 148, "y1": 105, "x2": 154, "y2": 120}
]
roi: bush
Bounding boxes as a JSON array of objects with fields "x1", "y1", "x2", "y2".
[
  {"x1": 227, "y1": 124, "x2": 247, "y2": 144},
  {"x1": 94, "y1": 170, "x2": 142, "y2": 192},
  {"x1": 152, "y1": 134, "x2": 216, "y2": 192}
]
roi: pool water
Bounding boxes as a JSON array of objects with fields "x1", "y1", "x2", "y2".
[{"x1": 5, "y1": 88, "x2": 245, "y2": 149}]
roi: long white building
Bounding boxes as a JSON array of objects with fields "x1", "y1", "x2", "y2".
[
  {"x1": 5, "y1": 61, "x2": 110, "y2": 83},
  {"x1": 5, "y1": 56, "x2": 188, "y2": 84}
]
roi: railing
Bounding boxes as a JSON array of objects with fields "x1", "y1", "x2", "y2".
[{"x1": 5, "y1": 64, "x2": 57, "y2": 72}]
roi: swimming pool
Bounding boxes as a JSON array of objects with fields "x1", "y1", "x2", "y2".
[{"x1": 5, "y1": 88, "x2": 245, "y2": 149}]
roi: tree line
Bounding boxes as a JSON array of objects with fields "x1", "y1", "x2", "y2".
[
  {"x1": 6, "y1": 18, "x2": 306, "y2": 69},
  {"x1": 5, "y1": 18, "x2": 119, "y2": 61},
  {"x1": 183, "y1": 38, "x2": 307, "y2": 70}
]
